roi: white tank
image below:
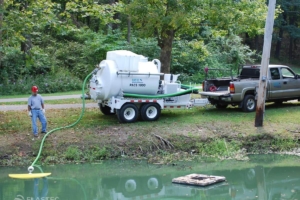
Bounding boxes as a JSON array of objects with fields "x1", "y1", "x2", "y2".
[{"x1": 90, "y1": 51, "x2": 162, "y2": 101}]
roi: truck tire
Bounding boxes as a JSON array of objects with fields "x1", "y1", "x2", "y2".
[
  {"x1": 242, "y1": 95, "x2": 256, "y2": 112},
  {"x1": 99, "y1": 104, "x2": 115, "y2": 115},
  {"x1": 117, "y1": 103, "x2": 139, "y2": 123},
  {"x1": 140, "y1": 103, "x2": 161, "y2": 121}
]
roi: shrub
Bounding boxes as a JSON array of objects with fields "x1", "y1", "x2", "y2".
[
  {"x1": 84, "y1": 146, "x2": 109, "y2": 161},
  {"x1": 197, "y1": 139, "x2": 241, "y2": 157},
  {"x1": 0, "y1": 70, "x2": 82, "y2": 95},
  {"x1": 64, "y1": 146, "x2": 82, "y2": 161}
]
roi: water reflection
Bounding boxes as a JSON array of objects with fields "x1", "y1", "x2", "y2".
[
  {"x1": 1, "y1": 156, "x2": 300, "y2": 200},
  {"x1": 33, "y1": 178, "x2": 48, "y2": 199}
]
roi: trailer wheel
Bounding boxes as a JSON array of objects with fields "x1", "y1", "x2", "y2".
[
  {"x1": 99, "y1": 104, "x2": 114, "y2": 115},
  {"x1": 140, "y1": 103, "x2": 161, "y2": 121},
  {"x1": 242, "y1": 95, "x2": 256, "y2": 112},
  {"x1": 117, "y1": 104, "x2": 138, "y2": 123}
]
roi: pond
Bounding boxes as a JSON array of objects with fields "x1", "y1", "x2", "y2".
[{"x1": 1, "y1": 154, "x2": 300, "y2": 200}]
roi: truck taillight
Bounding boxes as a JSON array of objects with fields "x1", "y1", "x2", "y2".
[
  {"x1": 202, "y1": 82, "x2": 204, "y2": 91},
  {"x1": 230, "y1": 83, "x2": 235, "y2": 93}
]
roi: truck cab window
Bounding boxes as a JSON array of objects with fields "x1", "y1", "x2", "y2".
[
  {"x1": 281, "y1": 68, "x2": 295, "y2": 79},
  {"x1": 270, "y1": 68, "x2": 280, "y2": 80}
]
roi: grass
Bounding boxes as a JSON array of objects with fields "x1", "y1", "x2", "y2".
[
  {"x1": 1, "y1": 101, "x2": 300, "y2": 166},
  {"x1": 0, "y1": 90, "x2": 83, "y2": 99},
  {"x1": 0, "y1": 98, "x2": 94, "y2": 105}
]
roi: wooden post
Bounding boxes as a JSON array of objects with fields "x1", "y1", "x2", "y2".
[{"x1": 255, "y1": 0, "x2": 276, "y2": 127}]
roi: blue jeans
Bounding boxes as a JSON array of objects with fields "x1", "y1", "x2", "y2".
[
  {"x1": 31, "y1": 110, "x2": 47, "y2": 135},
  {"x1": 34, "y1": 178, "x2": 48, "y2": 199}
]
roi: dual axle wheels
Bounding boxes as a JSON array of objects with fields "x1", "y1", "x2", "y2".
[
  {"x1": 100, "y1": 103, "x2": 161, "y2": 123},
  {"x1": 117, "y1": 103, "x2": 161, "y2": 123}
]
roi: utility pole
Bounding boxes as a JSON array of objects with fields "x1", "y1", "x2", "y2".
[{"x1": 255, "y1": 0, "x2": 276, "y2": 127}]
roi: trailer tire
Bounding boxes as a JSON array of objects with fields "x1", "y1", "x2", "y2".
[
  {"x1": 99, "y1": 104, "x2": 114, "y2": 115},
  {"x1": 117, "y1": 104, "x2": 138, "y2": 123},
  {"x1": 140, "y1": 103, "x2": 161, "y2": 121},
  {"x1": 242, "y1": 95, "x2": 256, "y2": 112}
]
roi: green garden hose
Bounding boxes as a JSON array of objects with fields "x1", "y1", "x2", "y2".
[
  {"x1": 28, "y1": 73, "x2": 92, "y2": 172},
  {"x1": 124, "y1": 87, "x2": 199, "y2": 98},
  {"x1": 28, "y1": 74, "x2": 198, "y2": 172}
]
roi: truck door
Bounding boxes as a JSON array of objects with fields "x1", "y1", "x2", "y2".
[
  {"x1": 269, "y1": 68, "x2": 283, "y2": 99},
  {"x1": 279, "y1": 67, "x2": 300, "y2": 98}
]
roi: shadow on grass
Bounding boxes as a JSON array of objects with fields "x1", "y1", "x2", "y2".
[{"x1": 265, "y1": 102, "x2": 300, "y2": 110}]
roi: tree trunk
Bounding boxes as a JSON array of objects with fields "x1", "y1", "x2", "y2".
[
  {"x1": 288, "y1": 16, "x2": 295, "y2": 61},
  {"x1": 20, "y1": 1, "x2": 32, "y2": 56},
  {"x1": 0, "y1": 0, "x2": 3, "y2": 65},
  {"x1": 158, "y1": 29, "x2": 175, "y2": 74},
  {"x1": 275, "y1": 11, "x2": 287, "y2": 60},
  {"x1": 108, "y1": 0, "x2": 119, "y2": 30},
  {"x1": 289, "y1": 37, "x2": 294, "y2": 61},
  {"x1": 127, "y1": 16, "x2": 131, "y2": 43},
  {"x1": 274, "y1": 27, "x2": 283, "y2": 59}
]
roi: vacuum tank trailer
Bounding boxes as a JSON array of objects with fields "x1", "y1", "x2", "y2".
[{"x1": 89, "y1": 50, "x2": 208, "y2": 123}]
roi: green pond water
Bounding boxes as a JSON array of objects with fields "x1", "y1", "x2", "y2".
[{"x1": 1, "y1": 154, "x2": 300, "y2": 200}]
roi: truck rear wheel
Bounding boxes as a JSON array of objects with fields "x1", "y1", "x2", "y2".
[
  {"x1": 140, "y1": 103, "x2": 161, "y2": 121},
  {"x1": 99, "y1": 104, "x2": 115, "y2": 115},
  {"x1": 242, "y1": 95, "x2": 256, "y2": 112},
  {"x1": 117, "y1": 103, "x2": 139, "y2": 123}
]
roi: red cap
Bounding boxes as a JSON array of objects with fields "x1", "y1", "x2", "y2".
[{"x1": 31, "y1": 86, "x2": 38, "y2": 93}]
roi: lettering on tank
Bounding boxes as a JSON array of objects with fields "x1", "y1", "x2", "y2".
[{"x1": 130, "y1": 79, "x2": 146, "y2": 87}]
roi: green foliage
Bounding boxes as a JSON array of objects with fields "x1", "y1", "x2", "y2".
[
  {"x1": 271, "y1": 138, "x2": 298, "y2": 152},
  {"x1": 0, "y1": 47, "x2": 24, "y2": 84},
  {"x1": 0, "y1": 70, "x2": 82, "y2": 95},
  {"x1": 0, "y1": 0, "x2": 278, "y2": 95},
  {"x1": 64, "y1": 146, "x2": 82, "y2": 160},
  {"x1": 205, "y1": 34, "x2": 257, "y2": 71},
  {"x1": 203, "y1": 0, "x2": 268, "y2": 37},
  {"x1": 173, "y1": 34, "x2": 257, "y2": 83},
  {"x1": 197, "y1": 139, "x2": 241, "y2": 157},
  {"x1": 172, "y1": 39, "x2": 208, "y2": 75},
  {"x1": 84, "y1": 146, "x2": 109, "y2": 162},
  {"x1": 124, "y1": 0, "x2": 203, "y2": 37}
]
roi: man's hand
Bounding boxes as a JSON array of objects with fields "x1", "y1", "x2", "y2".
[
  {"x1": 42, "y1": 109, "x2": 45, "y2": 114},
  {"x1": 28, "y1": 111, "x2": 32, "y2": 117}
]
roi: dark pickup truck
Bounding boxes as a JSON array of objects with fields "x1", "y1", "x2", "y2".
[{"x1": 199, "y1": 65, "x2": 300, "y2": 112}]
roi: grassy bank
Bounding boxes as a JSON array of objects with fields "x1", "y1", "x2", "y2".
[{"x1": 0, "y1": 102, "x2": 300, "y2": 166}]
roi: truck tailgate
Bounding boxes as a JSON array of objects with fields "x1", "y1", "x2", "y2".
[{"x1": 199, "y1": 91, "x2": 230, "y2": 97}]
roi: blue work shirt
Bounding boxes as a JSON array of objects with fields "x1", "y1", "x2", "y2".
[{"x1": 28, "y1": 94, "x2": 44, "y2": 110}]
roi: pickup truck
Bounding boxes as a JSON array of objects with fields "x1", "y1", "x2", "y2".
[{"x1": 199, "y1": 65, "x2": 300, "y2": 112}]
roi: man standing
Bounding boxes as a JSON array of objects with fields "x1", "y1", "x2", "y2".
[{"x1": 28, "y1": 86, "x2": 47, "y2": 137}]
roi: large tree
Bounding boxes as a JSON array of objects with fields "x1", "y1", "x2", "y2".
[
  {"x1": 124, "y1": 0, "x2": 267, "y2": 73},
  {"x1": 0, "y1": 0, "x2": 3, "y2": 56}
]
